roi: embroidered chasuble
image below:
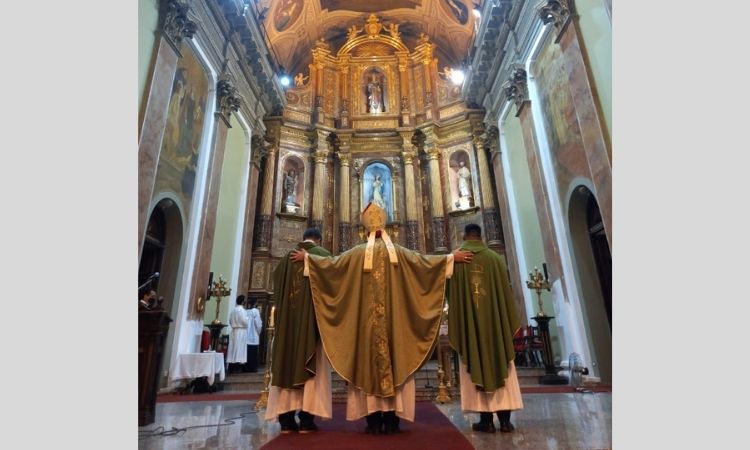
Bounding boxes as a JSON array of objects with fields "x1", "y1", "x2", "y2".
[
  {"x1": 305, "y1": 238, "x2": 450, "y2": 397},
  {"x1": 271, "y1": 241, "x2": 332, "y2": 388},
  {"x1": 446, "y1": 240, "x2": 520, "y2": 391}
]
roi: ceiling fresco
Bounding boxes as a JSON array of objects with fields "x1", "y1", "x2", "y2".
[{"x1": 252, "y1": 0, "x2": 483, "y2": 76}]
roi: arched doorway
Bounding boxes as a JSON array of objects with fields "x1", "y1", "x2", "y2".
[
  {"x1": 568, "y1": 185, "x2": 612, "y2": 383},
  {"x1": 139, "y1": 198, "x2": 184, "y2": 387}
]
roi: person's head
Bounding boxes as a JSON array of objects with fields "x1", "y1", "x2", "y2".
[
  {"x1": 303, "y1": 227, "x2": 322, "y2": 244},
  {"x1": 459, "y1": 161, "x2": 465, "y2": 167},
  {"x1": 139, "y1": 286, "x2": 156, "y2": 301},
  {"x1": 248, "y1": 297, "x2": 257, "y2": 308},
  {"x1": 464, "y1": 223, "x2": 482, "y2": 240},
  {"x1": 289, "y1": 169, "x2": 295, "y2": 176},
  {"x1": 236, "y1": 294, "x2": 246, "y2": 306}
]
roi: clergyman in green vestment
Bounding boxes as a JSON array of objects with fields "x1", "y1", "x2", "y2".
[
  {"x1": 291, "y1": 203, "x2": 474, "y2": 434},
  {"x1": 446, "y1": 223, "x2": 524, "y2": 433},
  {"x1": 265, "y1": 228, "x2": 333, "y2": 433}
]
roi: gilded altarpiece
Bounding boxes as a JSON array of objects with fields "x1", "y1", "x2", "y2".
[{"x1": 248, "y1": 15, "x2": 507, "y2": 299}]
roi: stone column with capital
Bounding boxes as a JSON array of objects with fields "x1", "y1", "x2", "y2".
[
  {"x1": 471, "y1": 120, "x2": 505, "y2": 252},
  {"x1": 187, "y1": 75, "x2": 241, "y2": 318},
  {"x1": 310, "y1": 129, "x2": 330, "y2": 233},
  {"x1": 253, "y1": 131, "x2": 279, "y2": 253},
  {"x1": 236, "y1": 133, "x2": 265, "y2": 295},
  {"x1": 138, "y1": 0, "x2": 197, "y2": 257},
  {"x1": 399, "y1": 131, "x2": 420, "y2": 250},
  {"x1": 424, "y1": 131, "x2": 448, "y2": 253},
  {"x1": 397, "y1": 52, "x2": 411, "y2": 126},
  {"x1": 337, "y1": 147, "x2": 352, "y2": 252}
]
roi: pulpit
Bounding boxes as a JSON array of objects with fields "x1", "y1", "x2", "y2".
[{"x1": 138, "y1": 308, "x2": 172, "y2": 426}]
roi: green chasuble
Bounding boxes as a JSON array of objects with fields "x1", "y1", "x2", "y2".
[
  {"x1": 307, "y1": 239, "x2": 448, "y2": 397},
  {"x1": 446, "y1": 240, "x2": 520, "y2": 392},
  {"x1": 270, "y1": 241, "x2": 332, "y2": 389}
]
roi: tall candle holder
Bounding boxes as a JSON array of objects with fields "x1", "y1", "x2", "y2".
[
  {"x1": 255, "y1": 306, "x2": 275, "y2": 410},
  {"x1": 209, "y1": 275, "x2": 231, "y2": 325},
  {"x1": 525, "y1": 263, "x2": 568, "y2": 385},
  {"x1": 435, "y1": 305, "x2": 452, "y2": 403}
]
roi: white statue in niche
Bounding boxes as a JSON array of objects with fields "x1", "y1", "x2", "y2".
[
  {"x1": 283, "y1": 169, "x2": 300, "y2": 214},
  {"x1": 371, "y1": 174, "x2": 386, "y2": 209},
  {"x1": 455, "y1": 161, "x2": 473, "y2": 210}
]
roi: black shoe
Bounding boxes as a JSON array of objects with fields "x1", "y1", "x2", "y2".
[
  {"x1": 383, "y1": 411, "x2": 401, "y2": 434},
  {"x1": 496, "y1": 410, "x2": 515, "y2": 432},
  {"x1": 471, "y1": 412, "x2": 496, "y2": 433},
  {"x1": 279, "y1": 411, "x2": 299, "y2": 434},
  {"x1": 364, "y1": 412, "x2": 383, "y2": 434},
  {"x1": 298, "y1": 410, "x2": 319, "y2": 433}
]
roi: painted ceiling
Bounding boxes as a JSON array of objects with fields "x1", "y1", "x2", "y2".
[{"x1": 250, "y1": 0, "x2": 483, "y2": 76}]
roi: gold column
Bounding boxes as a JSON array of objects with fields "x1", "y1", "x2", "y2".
[
  {"x1": 311, "y1": 129, "x2": 330, "y2": 230},
  {"x1": 397, "y1": 52, "x2": 410, "y2": 126}
]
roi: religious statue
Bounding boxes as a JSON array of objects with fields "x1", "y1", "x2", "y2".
[
  {"x1": 371, "y1": 174, "x2": 386, "y2": 209},
  {"x1": 294, "y1": 72, "x2": 309, "y2": 87},
  {"x1": 455, "y1": 161, "x2": 473, "y2": 209},
  {"x1": 347, "y1": 25, "x2": 361, "y2": 41},
  {"x1": 366, "y1": 75, "x2": 384, "y2": 113},
  {"x1": 387, "y1": 23, "x2": 400, "y2": 40},
  {"x1": 283, "y1": 169, "x2": 299, "y2": 213}
]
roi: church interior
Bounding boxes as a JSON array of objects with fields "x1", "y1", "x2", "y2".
[{"x1": 138, "y1": 0, "x2": 612, "y2": 448}]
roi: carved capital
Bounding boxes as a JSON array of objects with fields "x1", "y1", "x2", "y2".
[
  {"x1": 338, "y1": 152, "x2": 351, "y2": 166},
  {"x1": 215, "y1": 74, "x2": 241, "y2": 127},
  {"x1": 426, "y1": 146, "x2": 440, "y2": 161},
  {"x1": 503, "y1": 66, "x2": 530, "y2": 117},
  {"x1": 401, "y1": 151, "x2": 415, "y2": 165},
  {"x1": 538, "y1": 0, "x2": 573, "y2": 43},
  {"x1": 313, "y1": 150, "x2": 329, "y2": 165},
  {"x1": 250, "y1": 135, "x2": 265, "y2": 168},
  {"x1": 161, "y1": 0, "x2": 197, "y2": 49}
]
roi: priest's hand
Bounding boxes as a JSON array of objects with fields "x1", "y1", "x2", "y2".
[
  {"x1": 290, "y1": 248, "x2": 308, "y2": 262},
  {"x1": 453, "y1": 249, "x2": 474, "y2": 264}
]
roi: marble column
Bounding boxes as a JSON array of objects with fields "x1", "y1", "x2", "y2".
[
  {"x1": 399, "y1": 131, "x2": 419, "y2": 250},
  {"x1": 505, "y1": 66, "x2": 567, "y2": 302},
  {"x1": 471, "y1": 122, "x2": 505, "y2": 252},
  {"x1": 337, "y1": 150, "x2": 351, "y2": 252},
  {"x1": 424, "y1": 132, "x2": 448, "y2": 253},
  {"x1": 236, "y1": 134, "x2": 264, "y2": 296},
  {"x1": 310, "y1": 129, "x2": 330, "y2": 233},
  {"x1": 138, "y1": 0, "x2": 196, "y2": 258},
  {"x1": 253, "y1": 132, "x2": 278, "y2": 254},
  {"x1": 187, "y1": 75, "x2": 241, "y2": 319}
]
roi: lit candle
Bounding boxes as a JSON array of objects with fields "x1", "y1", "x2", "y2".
[
  {"x1": 542, "y1": 263, "x2": 549, "y2": 281},
  {"x1": 270, "y1": 306, "x2": 276, "y2": 327}
]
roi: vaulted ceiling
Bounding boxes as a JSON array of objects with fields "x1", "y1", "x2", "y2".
[{"x1": 250, "y1": 0, "x2": 483, "y2": 76}]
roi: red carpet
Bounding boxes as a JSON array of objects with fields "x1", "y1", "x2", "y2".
[
  {"x1": 156, "y1": 392, "x2": 259, "y2": 403},
  {"x1": 259, "y1": 402, "x2": 473, "y2": 450}
]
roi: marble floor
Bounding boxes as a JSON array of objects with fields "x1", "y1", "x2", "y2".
[{"x1": 138, "y1": 392, "x2": 611, "y2": 449}]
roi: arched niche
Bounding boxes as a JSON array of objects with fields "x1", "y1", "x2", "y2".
[
  {"x1": 448, "y1": 149, "x2": 474, "y2": 210},
  {"x1": 361, "y1": 161, "x2": 394, "y2": 222},
  {"x1": 280, "y1": 155, "x2": 306, "y2": 214}
]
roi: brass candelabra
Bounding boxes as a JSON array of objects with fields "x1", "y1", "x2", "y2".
[
  {"x1": 255, "y1": 305, "x2": 276, "y2": 410},
  {"x1": 525, "y1": 264, "x2": 551, "y2": 316},
  {"x1": 209, "y1": 275, "x2": 231, "y2": 325},
  {"x1": 435, "y1": 305, "x2": 452, "y2": 403}
]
